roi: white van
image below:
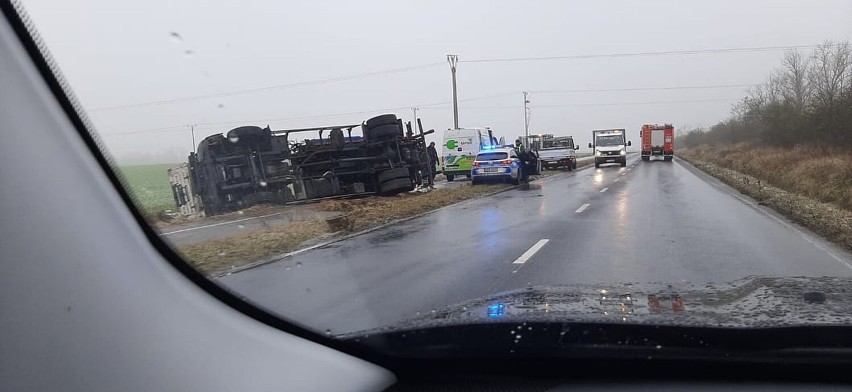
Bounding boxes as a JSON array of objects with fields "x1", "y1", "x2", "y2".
[{"x1": 441, "y1": 128, "x2": 498, "y2": 181}]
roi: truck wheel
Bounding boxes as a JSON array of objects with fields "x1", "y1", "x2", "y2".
[
  {"x1": 594, "y1": 162, "x2": 600, "y2": 168},
  {"x1": 365, "y1": 124, "x2": 401, "y2": 141},
  {"x1": 471, "y1": 178, "x2": 480, "y2": 185},
  {"x1": 446, "y1": 174, "x2": 455, "y2": 182},
  {"x1": 377, "y1": 167, "x2": 410, "y2": 183},
  {"x1": 620, "y1": 159, "x2": 627, "y2": 167},
  {"x1": 572, "y1": 161, "x2": 577, "y2": 170},
  {"x1": 567, "y1": 162, "x2": 573, "y2": 172},
  {"x1": 379, "y1": 177, "x2": 413, "y2": 195},
  {"x1": 664, "y1": 156, "x2": 673, "y2": 162},
  {"x1": 365, "y1": 114, "x2": 398, "y2": 129}
]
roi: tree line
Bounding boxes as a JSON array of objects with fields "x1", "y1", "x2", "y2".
[{"x1": 681, "y1": 41, "x2": 852, "y2": 148}]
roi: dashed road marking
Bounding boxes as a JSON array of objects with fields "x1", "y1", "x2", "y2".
[
  {"x1": 575, "y1": 203, "x2": 590, "y2": 213},
  {"x1": 512, "y1": 239, "x2": 550, "y2": 265},
  {"x1": 600, "y1": 187, "x2": 608, "y2": 193}
]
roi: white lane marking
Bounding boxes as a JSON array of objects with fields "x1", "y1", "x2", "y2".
[
  {"x1": 600, "y1": 187, "x2": 608, "y2": 193},
  {"x1": 614, "y1": 178, "x2": 620, "y2": 182},
  {"x1": 161, "y1": 212, "x2": 287, "y2": 235},
  {"x1": 620, "y1": 172, "x2": 626, "y2": 176},
  {"x1": 575, "y1": 203, "x2": 590, "y2": 213},
  {"x1": 512, "y1": 239, "x2": 550, "y2": 265}
]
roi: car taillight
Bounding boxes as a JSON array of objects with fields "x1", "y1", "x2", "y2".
[
  {"x1": 473, "y1": 161, "x2": 480, "y2": 166},
  {"x1": 502, "y1": 159, "x2": 513, "y2": 165}
]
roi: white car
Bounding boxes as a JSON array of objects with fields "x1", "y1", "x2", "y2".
[{"x1": 470, "y1": 148, "x2": 523, "y2": 185}]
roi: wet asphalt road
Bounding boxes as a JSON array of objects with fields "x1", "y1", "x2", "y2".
[{"x1": 218, "y1": 155, "x2": 852, "y2": 334}]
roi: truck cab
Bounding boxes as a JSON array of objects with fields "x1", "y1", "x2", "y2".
[
  {"x1": 441, "y1": 128, "x2": 498, "y2": 181},
  {"x1": 640, "y1": 123, "x2": 674, "y2": 161},
  {"x1": 588, "y1": 129, "x2": 631, "y2": 168}
]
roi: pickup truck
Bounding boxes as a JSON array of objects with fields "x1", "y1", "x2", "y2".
[{"x1": 537, "y1": 135, "x2": 579, "y2": 170}]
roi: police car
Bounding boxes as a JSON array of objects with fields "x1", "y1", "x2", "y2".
[{"x1": 470, "y1": 147, "x2": 524, "y2": 185}]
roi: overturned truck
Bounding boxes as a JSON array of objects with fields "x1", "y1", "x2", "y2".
[{"x1": 174, "y1": 114, "x2": 434, "y2": 216}]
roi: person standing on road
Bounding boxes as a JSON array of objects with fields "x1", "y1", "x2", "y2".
[{"x1": 427, "y1": 142, "x2": 439, "y2": 188}]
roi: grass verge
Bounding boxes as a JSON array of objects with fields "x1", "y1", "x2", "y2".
[
  {"x1": 176, "y1": 182, "x2": 516, "y2": 276},
  {"x1": 678, "y1": 147, "x2": 852, "y2": 251}
]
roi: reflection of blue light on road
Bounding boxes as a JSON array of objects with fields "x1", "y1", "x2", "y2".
[
  {"x1": 481, "y1": 209, "x2": 502, "y2": 248},
  {"x1": 488, "y1": 303, "x2": 505, "y2": 318}
]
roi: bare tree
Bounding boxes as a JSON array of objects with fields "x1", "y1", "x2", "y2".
[
  {"x1": 780, "y1": 49, "x2": 811, "y2": 114},
  {"x1": 809, "y1": 41, "x2": 852, "y2": 107}
]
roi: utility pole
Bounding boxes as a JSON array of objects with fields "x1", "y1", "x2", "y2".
[
  {"x1": 447, "y1": 54, "x2": 459, "y2": 129},
  {"x1": 523, "y1": 91, "x2": 530, "y2": 150},
  {"x1": 411, "y1": 106, "x2": 419, "y2": 127},
  {"x1": 189, "y1": 124, "x2": 197, "y2": 154}
]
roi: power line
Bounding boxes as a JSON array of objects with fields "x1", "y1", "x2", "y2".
[
  {"x1": 419, "y1": 98, "x2": 736, "y2": 110},
  {"x1": 101, "y1": 83, "x2": 753, "y2": 136},
  {"x1": 460, "y1": 45, "x2": 820, "y2": 64},
  {"x1": 530, "y1": 84, "x2": 757, "y2": 94},
  {"x1": 89, "y1": 61, "x2": 444, "y2": 112}
]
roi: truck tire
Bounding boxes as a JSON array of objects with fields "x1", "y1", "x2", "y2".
[
  {"x1": 572, "y1": 161, "x2": 577, "y2": 170},
  {"x1": 380, "y1": 177, "x2": 413, "y2": 195},
  {"x1": 446, "y1": 174, "x2": 455, "y2": 182},
  {"x1": 377, "y1": 167, "x2": 410, "y2": 183},
  {"x1": 594, "y1": 162, "x2": 600, "y2": 168},
  {"x1": 365, "y1": 114, "x2": 398, "y2": 129},
  {"x1": 664, "y1": 156, "x2": 673, "y2": 162},
  {"x1": 471, "y1": 178, "x2": 480, "y2": 185},
  {"x1": 365, "y1": 124, "x2": 401, "y2": 141},
  {"x1": 620, "y1": 159, "x2": 627, "y2": 167}
]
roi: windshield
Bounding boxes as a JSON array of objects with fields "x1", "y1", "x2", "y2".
[
  {"x1": 595, "y1": 135, "x2": 624, "y2": 147},
  {"x1": 543, "y1": 139, "x2": 572, "y2": 149},
  {"x1": 18, "y1": 0, "x2": 852, "y2": 358}
]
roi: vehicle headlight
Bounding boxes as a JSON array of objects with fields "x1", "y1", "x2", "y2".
[
  {"x1": 620, "y1": 149, "x2": 626, "y2": 155},
  {"x1": 595, "y1": 151, "x2": 602, "y2": 157}
]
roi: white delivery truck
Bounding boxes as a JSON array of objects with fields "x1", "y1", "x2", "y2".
[
  {"x1": 537, "y1": 134, "x2": 579, "y2": 170},
  {"x1": 441, "y1": 128, "x2": 498, "y2": 181},
  {"x1": 588, "y1": 129, "x2": 631, "y2": 168}
]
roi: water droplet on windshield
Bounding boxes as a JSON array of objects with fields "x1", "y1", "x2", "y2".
[
  {"x1": 528, "y1": 327, "x2": 532, "y2": 330},
  {"x1": 259, "y1": 181, "x2": 268, "y2": 187},
  {"x1": 229, "y1": 136, "x2": 239, "y2": 143},
  {"x1": 462, "y1": 306, "x2": 468, "y2": 311},
  {"x1": 184, "y1": 50, "x2": 194, "y2": 57},
  {"x1": 237, "y1": 224, "x2": 245, "y2": 230},
  {"x1": 217, "y1": 251, "x2": 226, "y2": 256},
  {"x1": 509, "y1": 330, "x2": 515, "y2": 334},
  {"x1": 237, "y1": 211, "x2": 244, "y2": 215},
  {"x1": 295, "y1": 262, "x2": 302, "y2": 268},
  {"x1": 285, "y1": 266, "x2": 291, "y2": 271},
  {"x1": 515, "y1": 335, "x2": 522, "y2": 339},
  {"x1": 169, "y1": 31, "x2": 183, "y2": 43},
  {"x1": 415, "y1": 311, "x2": 421, "y2": 316},
  {"x1": 324, "y1": 329, "x2": 332, "y2": 336},
  {"x1": 430, "y1": 309, "x2": 436, "y2": 314},
  {"x1": 655, "y1": 345, "x2": 662, "y2": 350}
]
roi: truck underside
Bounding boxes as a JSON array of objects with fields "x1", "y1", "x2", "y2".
[{"x1": 179, "y1": 114, "x2": 433, "y2": 216}]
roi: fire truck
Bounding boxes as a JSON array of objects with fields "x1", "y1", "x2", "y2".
[{"x1": 640, "y1": 124, "x2": 674, "y2": 162}]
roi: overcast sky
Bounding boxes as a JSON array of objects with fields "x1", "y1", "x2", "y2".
[{"x1": 20, "y1": 0, "x2": 852, "y2": 163}]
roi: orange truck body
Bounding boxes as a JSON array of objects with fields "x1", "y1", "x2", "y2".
[{"x1": 640, "y1": 124, "x2": 674, "y2": 161}]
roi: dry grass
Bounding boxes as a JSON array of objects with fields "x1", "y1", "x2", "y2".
[
  {"x1": 176, "y1": 182, "x2": 512, "y2": 276},
  {"x1": 680, "y1": 144, "x2": 852, "y2": 210},
  {"x1": 317, "y1": 183, "x2": 511, "y2": 231},
  {"x1": 679, "y1": 146, "x2": 852, "y2": 251},
  {"x1": 176, "y1": 220, "x2": 329, "y2": 276}
]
